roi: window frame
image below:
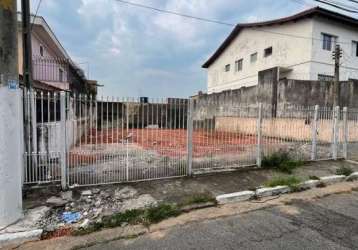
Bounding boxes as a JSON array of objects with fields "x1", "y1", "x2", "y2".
[
  {"x1": 250, "y1": 52, "x2": 258, "y2": 63},
  {"x1": 353, "y1": 41, "x2": 358, "y2": 57},
  {"x1": 322, "y1": 33, "x2": 337, "y2": 51},
  {"x1": 39, "y1": 45, "x2": 44, "y2": 57},
  {"x1": 59, "y1": 68, "x2": 64, "y2": 82},
  {"x1": 225, "y1": 64, "x2": 231, "y2": 72},
  {"x1": 264, "y1": 47, "x2": 273, "y2": 57},
  {"x1": 235, "y1": 59, "x2": 243, "y2": 72}
]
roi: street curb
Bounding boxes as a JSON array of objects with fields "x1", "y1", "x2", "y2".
[
  {"x1": 320, "y1": 175, "x2": 346, "y2": 185},
  {"x1": 0, "y1": 229, "x2": 43, "y2": 249},
  {"x1": 216, "y1": 172, "x2": 358, "y2": 204},
  {"x1": 216, "y1": 191, "x2": 255, "y2": 204},
  {"x1": 256, "y1": 186, "x2": 291, "y2": 198}
]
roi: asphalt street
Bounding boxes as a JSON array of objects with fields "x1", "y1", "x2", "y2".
[{"x1": 86, "y1": 191, "x2": 358, "y2": 250}]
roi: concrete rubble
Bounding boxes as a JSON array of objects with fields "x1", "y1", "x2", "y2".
[
  {"x1": 0, "y1": 206, "x2": 50, "y2": 248},
  {"x1": 41, "y1": 186, "x2": 157, "y2": 231},
  {"x1": 0, "y1": 186, "x2": 157, "y2": 248}
]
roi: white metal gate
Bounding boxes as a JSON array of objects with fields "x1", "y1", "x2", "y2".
[{"x1": 66, "y1": 95, "x2": 189, "y2": 187}]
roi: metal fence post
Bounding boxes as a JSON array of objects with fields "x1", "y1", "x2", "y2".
[
  {"x1": 186, "y1": 99, "x2": 194, "y2": 176},
  {"x1": 343, "y1": 107, "x2": 348, "y2": 159},
  {"x1": 126, "y1": 101, "x2": 129, "y2": 181},
  {"x1": 332, "y1": 106, "x2": 339, "y2": 160},
  {"x1": 311, "y1": 105, "x2": 319, "y2": 161},
  {"x1": 60, "y1": 91, "x2": 67, "y2": 190},
  {"x1": 257, "y1": 103, "x2": 263, "y2": 167}
]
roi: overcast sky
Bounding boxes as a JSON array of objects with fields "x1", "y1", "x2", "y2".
[{"x1": 19, "y1": 0, "x2": 357, "y2": 97}]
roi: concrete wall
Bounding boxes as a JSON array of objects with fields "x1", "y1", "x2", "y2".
[
  {"x1": 216, "y1": 116, "x2": 358, "y2": 143},
  {"x1": 0, "y1": 1, "x2": 23, "y2": 229},
  {"x1": 277, "y1": 79, "x2": 358, "y2": 109},
  {"x1": 194, "y1": 68, "x2": 358, "y2": 121},
  {"x1": 0, "y1": 88, "x2": 23, "y2": 229}
]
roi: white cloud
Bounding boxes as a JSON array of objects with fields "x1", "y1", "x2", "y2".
[{"x1": 38, "y1": 0, "x2": 358, "y2": 97}]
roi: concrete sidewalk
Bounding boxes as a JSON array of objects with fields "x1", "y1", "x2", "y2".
[
  {"x1": 6, "y1": 160, "x2": 356, "y2": 249},
  {"x1": 87, "y1": 190, "x2": 358, "y2": 250},
  {"x1": 13, "y1": 179, "x2": 358, "y2": 250},
  {"x1": 24, "y1": 160, "x2": 358, "y2": 209}
]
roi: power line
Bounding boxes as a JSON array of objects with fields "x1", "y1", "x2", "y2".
[
  {"x1": 326, "y1": 0, "x2": 358, "y2": 10},
  {"x1": 115, "y1": 0, "x2": 235, "y2": 27},
  {"x1": 313, "y1": 0, "x2": 358, "y2": 12},
  {"x1": 115, "y1": 0, "x2": 354, "y2": 44},
  {"x1": 347, "y1": 0, "x2": 358, "y2": 4},
  {"x1": 289, "y1": 0, "x2": 317, "y2": 7},
  {"x1": 31, "y1": 0, "x2": 43, "y2": 31}
]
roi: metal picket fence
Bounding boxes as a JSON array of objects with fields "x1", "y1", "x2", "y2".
[{"x1": 22, "y1": 89, "x2": 358, "y2": 188}]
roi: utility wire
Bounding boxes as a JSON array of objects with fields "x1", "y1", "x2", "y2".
[
  {"x1": 115, "y1": 0, "x2": 354, "y2": 44},
  {"x1": 290, "y1": 0, "x2": 317, "y2": 7},
  {"x1": 115, "y1": 0, "x2": 235, "y2": 27},
  {"x1": 31, "y1": 0, "x2": 43, "y2": 31},
  {"x1": 325, "y1": 0, "x2": 358, "y2": 10},
  {"x1": 313, "y1": 0, "x2": 358, "y2": 12},
  {"x1": 347, "y1": 0, "x2": 358, "y2": 4}
]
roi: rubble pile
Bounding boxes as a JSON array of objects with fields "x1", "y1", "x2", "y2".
[{"x1": 37, "y1": 186, "x2": 157, "y2": 233}]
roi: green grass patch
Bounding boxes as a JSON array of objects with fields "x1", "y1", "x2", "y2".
[
  {"x1": 309, "y1": 175, "x2": 321, "y2": 180},
  {"x1": 179, "y1": 193, "x2": 217, "y2": 207},
  {"x1": 144, "y1": 204, "x2": 181, "y2": 225},
  {"x1": 265, "y1": 176, "x2": 301, "y2": 189},
  {"x1": 73, "y1": 203, "x2": 182, "y2": 236},
  {"x1": 336, "y1": 166, "x2": 353, "y2": 176},
  {"x1": 262, "y1": 152, "x2": 304, "y2": 174}
]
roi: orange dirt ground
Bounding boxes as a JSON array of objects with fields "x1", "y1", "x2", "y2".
[{"x1": 71, "y1": 129, "x2": 259, "y2": 158}]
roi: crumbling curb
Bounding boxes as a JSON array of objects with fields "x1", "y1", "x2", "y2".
[
  {"x1": 0, "y1": 229, "x2": 43, "y2": 249},
  {"x1": 298, "y1": 180, "x2": 320, "y2": 189},
  {"x1": 180, "y1": 202, "x2": 217, "y2": 212},
  {"x1": 256, "y1": 186, "x2": 291, "y2": 198},
  {"x1": 320, "y1": 175, "x2": 346, "y2": 185},
  {"x1": 216, "y1": 191, "x2": 255, "y2": 204},
  {"x1": 216, "y1": 172, "x2": 358, "y2": 204},
  {"x1": 346, "y1": 172, "x2": 358, "y2": 181}
]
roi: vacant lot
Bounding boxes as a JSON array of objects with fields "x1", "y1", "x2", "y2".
[{"x1": 76, "y1": 128, "x2": 260, "y2": 157}]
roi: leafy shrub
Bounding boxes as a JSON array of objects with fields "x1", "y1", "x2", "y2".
[
  {"x1": 336, "y1": 166, "x2": 353, "y2": 176},
  {"x1": 262, "y1": 152, "x2": 304, "y2": 174},
  {"x1": 144, "y1": 204, "x2": 181, "y2": 225},
  {"x1": 180, "y1": 193, "x2": 216, "y2": 207},
  {"x1": 265, "y1": 176, "x2": 301, "y2": 188}
]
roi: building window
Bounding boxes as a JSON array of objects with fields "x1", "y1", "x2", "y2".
[
  {"x1": 40, "y1": 45, "x2": 44, "y2": 57},
  {"x1": 322, "y1": 33, "x2": 337, "y2": 51},
  {"x1": 235, "y1": 59, "x2": 243, "y2": 71},
  {"x1": 318, "y1": 74, "x2": 334, "y2": 81},
  {"x1": 225, "y1": 64, "x2": 230, "y2": 72},
  {"x1": 250, "y1": 52, "x2": 257, "y2": 63},
  {"x1": 59, "y1": 68, "x2": 64, "y2": 82},
  {"x1": 353, "y1": 41, "x2": 358, "y2": 57},
  {"x1": 264, "y1": 47, "x2": 273, "y2": 57}
]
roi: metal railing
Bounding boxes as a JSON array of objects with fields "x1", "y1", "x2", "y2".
[{"x1": 22, "y1": 89, "x2": 358, "y2": 188}]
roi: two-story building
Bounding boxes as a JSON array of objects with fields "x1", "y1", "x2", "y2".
[
  {"x1": 17, "y1": 13, "x2": 97, "y2": 95},
  {"x1": 17, "y1": 13, "x2": 97, "y2": 156},
  {"x1": 203, "y1": 7, "x2": 358, "y2": 94}
]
